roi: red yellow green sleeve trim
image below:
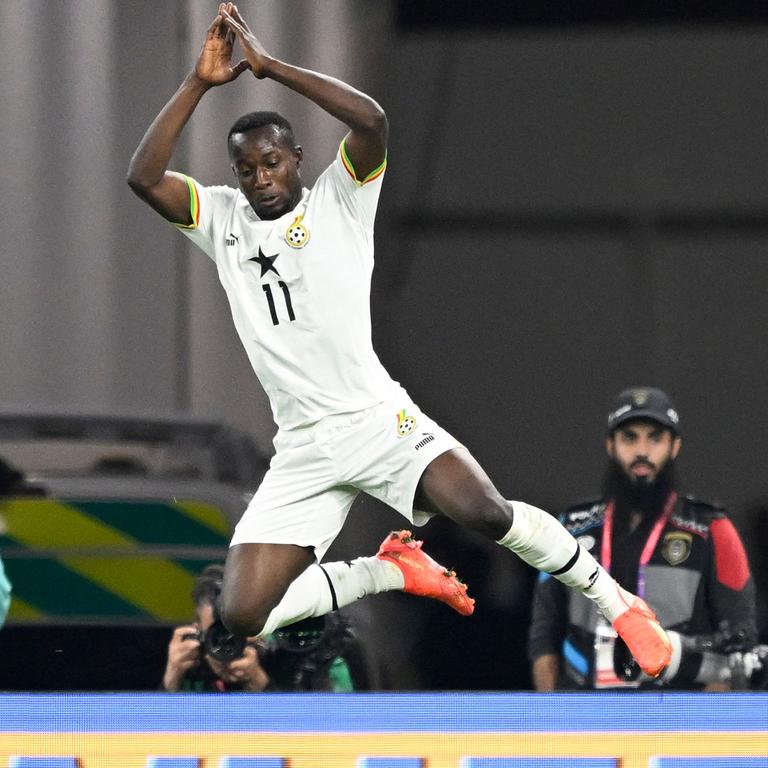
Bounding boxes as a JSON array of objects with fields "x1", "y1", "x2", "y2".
[
  {"x1": 340, "y1": 139, "x2": 387, "y2": 186},
  {"x1": 174, "y1": 174, "x2": 200, "y2": 229}
]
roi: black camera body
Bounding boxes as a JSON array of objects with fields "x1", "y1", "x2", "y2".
[
  {"x1": 183, "y1": 619, "x2": 247, "y2": 663},
  {"x1": 613, "y1": 621, "x2": 766, "y2": 689},
  {"x1": 261, "y1": 613, "x2": 356, "y2": 690}
]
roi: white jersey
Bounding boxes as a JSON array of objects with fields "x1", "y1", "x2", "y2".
[{"x1": 176, "y1": 143, "x2": 399, "y2": 431}]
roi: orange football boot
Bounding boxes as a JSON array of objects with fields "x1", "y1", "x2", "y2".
[
  {"x1": 376, "y1": 530, "x2": 475, "y2": 616},
  {"x1": 613, "y1": 595, "x2": 672, "y2": 678}
]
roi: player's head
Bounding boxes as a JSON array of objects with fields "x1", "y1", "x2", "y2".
[
  {"x1": 604, "y1": 387, "x2": 681, "y2": 495},
  {"x1": 227, "y1": 111, "x2": 303, "y2": 220}
]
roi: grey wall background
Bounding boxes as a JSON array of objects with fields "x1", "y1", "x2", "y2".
[
  {"x1": 1, "y1": 1, "x2": 766, "y2": 687},
  {"x1": 378, "y1": 27, "x2": 768, "y2": 514}
]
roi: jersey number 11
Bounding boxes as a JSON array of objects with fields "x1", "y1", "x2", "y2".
[{"x1": 262, "y1": 282, "x2": 296, "y2": 325}]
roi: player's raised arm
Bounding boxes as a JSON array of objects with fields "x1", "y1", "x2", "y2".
[
  {"x1": 127, "y1": 3, "x2": 250, "y2": 223},
  {"x1": 221, "y1": 5, "x2": 387, "y2": 180}
]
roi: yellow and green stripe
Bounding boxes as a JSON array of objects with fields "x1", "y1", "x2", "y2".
[
  {"x1": 174, "y1": 174, "x2": 201, "y2": 229},
  {"x1": 340, "y1": 139, "x2": 387, "y2": 185},
  {"x1": 0, "y1": 499, "x2": 230, "y2": 623}
]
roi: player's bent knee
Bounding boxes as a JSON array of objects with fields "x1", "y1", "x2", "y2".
[
  {"x1": 484, "y1": 499, "x2": 515, "y2": 538},
  {"x1": 219, "y1": 595, "x2": 269, "y2": 638},
  {"x1": 462, "y1": 498, "x2": 514, "y2": 540}
]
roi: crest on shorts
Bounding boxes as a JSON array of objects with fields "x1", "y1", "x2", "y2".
[
  {"x1": 395, "y1": 409, "x2": 418, "y2": 438},
  {"x1": 662, "y1": 531, "x2": 692, "y2": 565},
  {"x1": 285, "y1": 215, "x2": 310, "y2": 248}
]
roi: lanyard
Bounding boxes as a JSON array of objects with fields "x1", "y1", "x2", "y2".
[{"x1": 600, "y1": 491, "x2": 677, "y2": 598}]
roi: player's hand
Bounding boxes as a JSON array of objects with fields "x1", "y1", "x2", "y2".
[
  {"x1": 206, "y1": 642, "x2": 270, "y2": 692},
  {"x1": 162, "y1": 624, "x2": 202, "y2": 691},
  {"x1": 220, "y1": 4, "x2": 272, "y2": 79},
  {"x1": 195, "y1": 3, "x2": 250, "y2": 86}
]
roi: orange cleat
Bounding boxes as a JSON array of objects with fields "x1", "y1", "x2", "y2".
[
  {"x1": 612, "y1": 596, "x2": 672, "y2": 678},
  {"x1": 376, "y1": 530, "x2": 475, "y2": 616}
]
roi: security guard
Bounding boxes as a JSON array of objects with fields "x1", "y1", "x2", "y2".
[{"x1": 528, "y1": 387, "x2": 757, "y2": 690}]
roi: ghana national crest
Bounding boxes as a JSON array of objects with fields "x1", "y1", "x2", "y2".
[
  {"x1": 285, "y1": 214, "x2": 310, "y2": 248},
  {"x1": 396, "y1": 409, "x2": 418, "y2": 438}
]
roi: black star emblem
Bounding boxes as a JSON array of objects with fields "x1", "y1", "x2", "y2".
[{"x1": 249, "y1": 247, "x2": 280, "y2": 277}]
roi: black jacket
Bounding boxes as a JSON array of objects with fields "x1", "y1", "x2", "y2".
[{"x1": 528, "y1": 495, "x2": 757, "y2": 689}]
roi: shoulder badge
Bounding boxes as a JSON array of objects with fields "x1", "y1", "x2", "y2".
[
  {"x1": 563, "y1": 500, "x2": 605, "y2": 535},
  {"x1": 662, "y1": 531, "x2": 692, "y2": 565}
]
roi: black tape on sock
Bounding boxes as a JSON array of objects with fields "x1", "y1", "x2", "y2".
[
  {"x1": 318, "y1": 564, "x2": 339, "y2": 611},
  {"x1": 549, "y1": 544, "x2": 580, "y2": 576}
]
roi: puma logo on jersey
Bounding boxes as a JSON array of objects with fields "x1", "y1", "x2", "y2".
[
  {"x1": 225, "y1": 233, "x2": 240, "y2": 246},
  {"x1": 414, "y1": 433, "x2": 435, "y2": 450}
]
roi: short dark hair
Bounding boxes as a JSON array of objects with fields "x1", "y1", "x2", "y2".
[
  {"x1": 191, "y1": 563, "x2": 224, "y2": 607},
  {"x1": 227, "y1": 111, "x2": 296, "y2": 147}
]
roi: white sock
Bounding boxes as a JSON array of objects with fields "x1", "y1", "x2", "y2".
[
  {"x1": 259, "y1": 556, "x2": 404, "y2": 636},
  {"x1": 498, "y1": 500, "x2": 631, "y2": 622}
]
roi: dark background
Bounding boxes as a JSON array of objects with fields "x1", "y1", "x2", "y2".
[
  {"x1": 0, "y1": 0, "x2": 766, "y2": 691},
  {"x1": 397, "y1": 1, "x2": 768, "y2": 28}
]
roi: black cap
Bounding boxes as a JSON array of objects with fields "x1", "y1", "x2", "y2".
[{"x1": 606, "y1": 386, "x2": 680, "y2": 434}]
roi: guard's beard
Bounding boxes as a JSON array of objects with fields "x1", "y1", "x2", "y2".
[{"x1": 602, "y1": 458, "x2": 677, "y2": 516}]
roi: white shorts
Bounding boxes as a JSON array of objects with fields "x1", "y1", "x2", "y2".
[{"x1": 230, "y1": 387, "x2": 463, "y2": 561}]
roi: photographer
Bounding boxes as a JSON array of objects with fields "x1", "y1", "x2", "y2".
[
  {"x1": 162, "y1": 564, "x2": 267, "y2": 692},
  {"x1": 162, "y1": 564, "x2": 365, "y2": 692},
  {"x1": 0, "y1": 556, "x2": 10, "y2": 629},
  {"x1": 0, "y1": 456, "x2": 24, "y2": 629}
]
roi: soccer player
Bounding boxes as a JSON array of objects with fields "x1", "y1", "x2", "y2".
[{"x1": 127, "y1": 3, "x2": 670, "y2": 679}]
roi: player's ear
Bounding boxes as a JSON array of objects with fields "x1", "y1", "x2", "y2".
[
  {"x1": 671, "y1": 435, "x2": 682, "y2": 459},
  {"x1": 294, "y1": 145, "x2": 303, "y2": 167},
  {"x1": 605, "y1": 435, "x2": 615, "y2": 458}
]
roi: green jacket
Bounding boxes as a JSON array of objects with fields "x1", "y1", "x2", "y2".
[{"x1": 0, "y1": 556, "x2": 11, "y2": 627}]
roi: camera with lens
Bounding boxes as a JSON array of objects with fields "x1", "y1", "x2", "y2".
[
  {"x1": 261, "y1": 613, "x2": 356, "y2": 690},
  {"x1": 183, "y1": 617, "x2": 248, "y2": 663},
  {"x1": 613, "y1": 621, "x2": 765, "y2": 689}
]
